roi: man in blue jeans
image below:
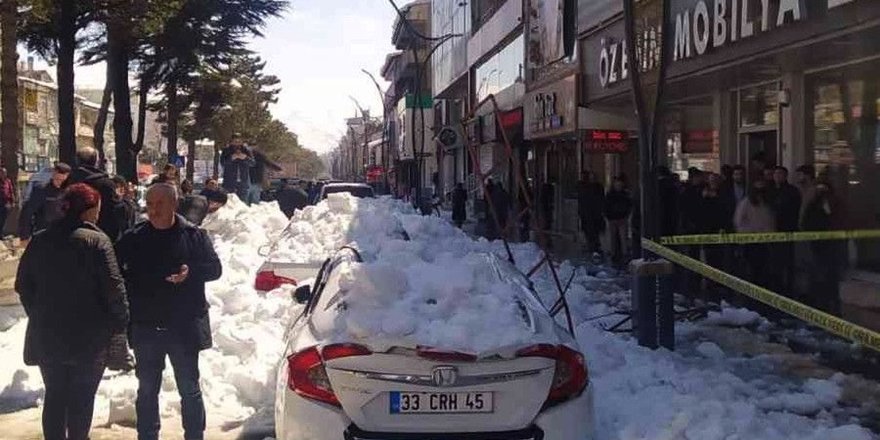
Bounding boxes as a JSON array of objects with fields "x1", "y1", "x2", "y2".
[{"x1": 116, "y1": 183, "x2": 222, "y2": 440}]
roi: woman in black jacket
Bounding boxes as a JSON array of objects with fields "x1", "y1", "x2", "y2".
[{"x1": 16, "y1": 183, "x2": 129, "y2": 440}]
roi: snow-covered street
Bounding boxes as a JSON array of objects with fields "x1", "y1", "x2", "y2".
[{"x1": 1, "y1": 195, "x2": 878, "y2": 439}]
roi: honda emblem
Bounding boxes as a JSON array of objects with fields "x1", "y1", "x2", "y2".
[{"x1": 431, "y1": 366, "x2": 458, "y2": 388}]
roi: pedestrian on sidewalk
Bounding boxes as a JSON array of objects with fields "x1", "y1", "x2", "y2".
[
  {"x1": 577, "y1": 171, "x2": 606, "y2": 256},
  {"x1": 116, "y1": 183, "x2": 222, "y2": 440},
  {"x1": 491, "y1": 181, "x2": 511, "y2": 238},
  {"x1": 16, "y1": 183, "x2": 129, "y2": 440},
  {"x1": 220, "y1": 133, "x2": 256, "y2": 204},
  {"x1": 802, "y1": 180, "x2": 842, "y2": 314},
  {"x1": 112, "y1": 176, "x2": 138, "y2": 232},
  {"x1": 70, "y1": 147, "x2": 126, "y2": 242},
  {"x1": 18, "y1": 162, "x2": 71, "y2": 245},
  {"x1": 734, "y1": 180, "x2": 776, "y2": 291},
  {"x1": 0, "y1": 167, "x2": 15, "y2": 234},
  {"x1": 604, "y1": 175, "x2": 633, "y2": 266},
  {"x1": 452, "y1": 182, "x2": 467, "y2": 229}
]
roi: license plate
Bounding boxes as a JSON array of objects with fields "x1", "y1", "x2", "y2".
[{"x1": 390, "y1": 391, "x2": 493, "y2": 414}]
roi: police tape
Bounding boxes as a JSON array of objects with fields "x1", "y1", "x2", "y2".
[
  {"x1": 642, "y1": 239, "x2": 880, "y2": 354},
  {"x1": 659, "y1": 229, "x2": 880, "y2": 246}
]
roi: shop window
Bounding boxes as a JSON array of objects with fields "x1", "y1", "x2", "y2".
[
  {"x1": 739, "y1": 83, "x2": 779, "y2": 128},
  {"x1": 664, "y1": 96, "x2": 719, "y2": 177},
  {"x1": 809, "y1": 68, "x2": 880, "y2": 271}
]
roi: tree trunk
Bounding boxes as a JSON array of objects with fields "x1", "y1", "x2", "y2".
[
  {"x1": 1, "y1": 0, "x2": 20, "y2": 193},
  {"x1": 57, "y1": 0, "x2": 77, "y2": 165},
  {"x1": 166, "y1": 83, "x2": 179, "y2": 161},
  {"x1": 213, "y1": 146, "x2": 220, "y2": 180},
  {"x1": 186, "y1": 139, "x2": 195, "y2": 182},
  {"x1": 134, "y1": 75, "x2": 148, "y2": 154},
  {"x1": 108, "y1": 20, "x2": 135, "y2": 181},
  {"x1": 94, "y1": 69, "x2": 112, "y2": 165}
]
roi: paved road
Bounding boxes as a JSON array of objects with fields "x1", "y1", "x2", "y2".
[{"x1": 0, "y1": 408, "x2": 249, "y2": 440}]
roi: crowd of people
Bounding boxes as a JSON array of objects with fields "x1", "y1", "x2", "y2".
[
  {"x1": 653, "y1": 161, "x2": 842, "y2": 312},
  {"x1": 15, "y1": 146, "x2": 224, "y2": 440}
]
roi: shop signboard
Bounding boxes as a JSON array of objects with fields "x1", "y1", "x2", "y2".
[
  {"x1": 682, "y1": 129, "x2": 716, "y2": 153},
  {"x1": 525, "y1": 74, "x2": 579, "y2": 140},
  {"x1": 585, "y1": 129, "x2": 630, "y2": 153}
]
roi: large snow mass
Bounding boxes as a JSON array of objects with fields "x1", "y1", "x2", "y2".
[{"x1": 0, "y1": 193, "x2": 877, "y2": 439}]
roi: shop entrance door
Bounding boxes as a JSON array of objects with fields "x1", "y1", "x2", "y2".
[{"x1": 741, "y1": 130, "x2": 778, "y2": 177}]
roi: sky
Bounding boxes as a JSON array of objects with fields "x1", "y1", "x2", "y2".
[{"x1": 31, "y1": 0, "x2": 398, "y2": 155}]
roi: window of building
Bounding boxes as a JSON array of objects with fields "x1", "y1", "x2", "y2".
[
  {"x1": 739, "y1": 83, "x2": 779, "y2": 128},
  {"x1": 664, "y1": 95, "x2": 719, "y2": 177},
  {"x1": 475, "y1": 34, "x2": 524, "y2": 102},
  {"x1": 808, "y1": 61, "x2": 880, "y2": 271}
]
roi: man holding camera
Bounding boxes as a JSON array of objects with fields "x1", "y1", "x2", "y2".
[{"x1": 220, "y1": 133, "x2": 256, "y2": 204}]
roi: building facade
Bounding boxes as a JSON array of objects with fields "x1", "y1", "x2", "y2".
[{"x1": 580, "y1": 0, "x2": 880, "y2": 272}]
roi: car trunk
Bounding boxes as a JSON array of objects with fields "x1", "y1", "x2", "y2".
[{"x1": 324, "y1": 350, "x2": 556, "y2": 433}]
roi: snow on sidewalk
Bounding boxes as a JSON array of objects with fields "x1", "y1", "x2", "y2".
[{"x1": 0, "y1": 193, "x2": 876, "y2": 439}]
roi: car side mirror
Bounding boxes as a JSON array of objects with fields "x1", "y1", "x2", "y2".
[{"x1": 293, "y1": 285, "x2": 312, "y2": 304}]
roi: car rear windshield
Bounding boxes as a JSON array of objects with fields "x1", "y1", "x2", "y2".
[{"x1": 323, "y1": 186, "x2": 374, "y2": 198}]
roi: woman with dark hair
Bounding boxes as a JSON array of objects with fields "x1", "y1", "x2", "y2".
[
  {"x1": 16, "y1": 183, "x2": 129, "y2": 440},
  {"x1": 153, "y1": 164, "x2": 180, "y2": 187}
]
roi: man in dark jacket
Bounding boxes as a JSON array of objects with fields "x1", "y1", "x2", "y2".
[
  {"x1": 18, "y1": 162, "x2": 71, "y2": 243},
  {"x1": 577, "y1": 171, "x2": 605, "y2": 254},
  {"x1": 116, "y1": 183, "x2": 222, "y2": 440},
  {"x1": 452, "y1": 182, "x2": 467, "y2": 229},
  {"x1": 16, "y1": 183, "x2": 129, "y2": 440},
  {"x1": 220, "y1": 134, "x2": 256, "y2": 204},
  {"x1": 248, "y1": 148, "x2": 283, "y2": 205},
  {"x1": 275, "y1": 180, "x2": 308, "y2": 218},
  {"x1": 490, "y1": 181, "x2": 511, "y2": 238},
  {"x1": 70, "y1": 147, "x2": 125, "y2": 241},
  {"x1": 178, "y1": 187, "x2": 230, "y2": 226},
  {"x1": 112, "y1": 175, "x2": 139, "y2": 232},
  {"x1": 771, "y1": 166, "x2": 802, "y2": 296},
  {"x1": 604, "y1": 176, "x2": 633, "y2": 265}
]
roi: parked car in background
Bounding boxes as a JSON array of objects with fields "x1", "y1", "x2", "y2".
[{"x1": 318, "y1": 183, "x2": 374, "y2": 201}]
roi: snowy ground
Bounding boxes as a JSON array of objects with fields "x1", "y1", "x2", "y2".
[{"x1": 0, "y1": 194, "x2": 877, "y2": 439}]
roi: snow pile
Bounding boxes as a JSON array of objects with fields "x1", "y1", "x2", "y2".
[
  {"x1": 0, "y1": 192, "x2": 876, "y2": 440},
  {"x1": 312, "y1": 254, "x2": 541, "y2": 353}
]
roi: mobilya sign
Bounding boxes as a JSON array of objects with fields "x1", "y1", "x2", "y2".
[
  {"x1": 598, "y1": 0, "x2": 856, "y2": 88},
  {"x1": 673, "y1": 0, "x2": 806, "y2": 61}
]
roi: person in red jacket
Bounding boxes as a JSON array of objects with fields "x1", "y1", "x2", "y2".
[{"x1": 0, "y1": 167, "x2": 14, "y2": 233}]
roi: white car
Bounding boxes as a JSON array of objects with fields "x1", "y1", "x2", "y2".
[
  {"x1": 318, "y1": 183, "x2": 374, "y2": 201},
  {"x1": 271, "y1": 248, "x2": 595, "y2": 440}
]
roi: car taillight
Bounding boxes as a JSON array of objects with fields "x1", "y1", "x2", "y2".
[
  {"x1": 416, "y1": 346, "x2": 478, "y2": 362},
  {"x1": 254, "y1": 270, "x2": 297, "y2": 292},
  {"x1": 517, "y1": 344, "x2": 588, "y2": 408},
  {"x1": 287, "y1": 344, "x2": 372, "y2": 407}
]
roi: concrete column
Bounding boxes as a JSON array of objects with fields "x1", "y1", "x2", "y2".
[
  {"x1": 782, "y1": 71, "x2": 807, "y2": 169},
  {"x1": 718, "y1": 89, "x2": 738, "y2": 166}
]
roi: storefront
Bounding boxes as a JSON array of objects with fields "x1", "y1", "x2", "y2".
[
  {"x1": 525, "y1": 73, "x2": 582, "y2": 235},
  {"x1": 580, "y1": 0, "x2": 880, "y2": 270}
]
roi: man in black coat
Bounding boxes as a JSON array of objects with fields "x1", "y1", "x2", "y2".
[
  {"x1": 451, "y1": 182, "x2": 467, "y2": 228},
  {"x1": 116, "y1": 183, "x2": 222, "y2": 440},
  {"x1": 18, "y1": 162, "x2": 71, "y2": 243},
  {"x1": 220, "y1": 134, "x2": 256, "y2": 203},
  {"x1": 577, "y1": 171, "x2": 605, "y2": 254},
  {"x1": 16, "y1": 183, "x2": 129, "y2": 440},
  {"x1": 70, "y1": 147, "x2": 125, "y2": 241},
  {"x1": 275, "y1": 180, "x2": 308, "y2": 218},
  {"x1": 771, "y1": 166, "x2": 802, "y2": 296}
]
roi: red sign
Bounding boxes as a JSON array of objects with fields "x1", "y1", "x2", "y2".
[
  {"x1": 585, "y1": 130, "x2": 629, "y2": 153},
  {"x1": 366, "y1": 166, "x2": 385, "y2": 183},
  {"x1": 683, "y1": 130, "x2": 716, "y2": 154},
  {"x1": 499, "y1": 108, "x2": 523, "y2": 129}
]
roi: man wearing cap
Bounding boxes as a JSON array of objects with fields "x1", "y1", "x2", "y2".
[{"x1": 219, "y1": 133, "x2": 255, "y2": 204}]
